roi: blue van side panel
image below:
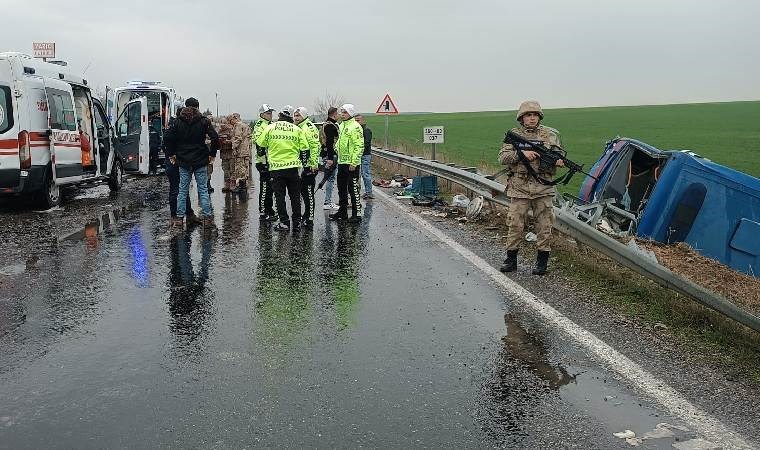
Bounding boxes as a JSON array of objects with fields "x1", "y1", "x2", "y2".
[{"x1": 638, "y1": 152, "x2": 760, "y2": 276}]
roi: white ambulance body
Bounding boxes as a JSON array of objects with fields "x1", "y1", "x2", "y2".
[
  {"x1": 108, "y1": 81, "x2": 184, "y2": 174},
  {"x1": 0, "y1": 52, "x2": 147, "y2": 207}
]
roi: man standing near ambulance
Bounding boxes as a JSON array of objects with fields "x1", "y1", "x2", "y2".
[{"x1": 164, "y1": 97, "x2": 220, "y2": 230}]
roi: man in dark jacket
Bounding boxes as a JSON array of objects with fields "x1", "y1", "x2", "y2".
[
  {"x1": 164, "y1": 107, "x2": 201, "y2": 227},
  {"x1": 356, "y1": 115, "x2": 373, "y2": 199},
  {"x1": 164, "y1": 98, "x2": 220, "y2": 230},
  {"x1": 320, "y1": 107, "x2": 340, "y2": 210}
]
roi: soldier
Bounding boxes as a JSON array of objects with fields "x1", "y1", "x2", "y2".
[
  {"x1": 216, "y1": 118, "x2": 236, "y2": 192},
  {"x1": 229, "y1": 113, "x2": 252, "y2": 192},
  {"x1": 252, "y1": 104, "x2": 277, "y2": 220},
  {"x1": 498, "y1": 100, "x2": 564, "y2": 276}
]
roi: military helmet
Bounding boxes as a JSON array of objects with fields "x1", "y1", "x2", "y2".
[{"x1": 516, "y1": 100, "x2": 544, "y2": 122}]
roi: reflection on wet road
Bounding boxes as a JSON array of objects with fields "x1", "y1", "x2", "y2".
[{"x1": 0, "y1": 178, "x2": 690, "y2": 448}]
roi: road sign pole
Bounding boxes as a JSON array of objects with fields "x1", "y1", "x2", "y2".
[
  {"x1": 384, "y1": 115, "x2": 389, "y2": 149},
  {"x1": 431, "y1": 143, "x2": 436, "y2": 160}
]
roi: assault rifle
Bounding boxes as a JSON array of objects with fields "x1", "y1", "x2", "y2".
[
  {"x1": 504, "y1": 130, "x2": 597, "y2": 186},
  {"x1": 317, "y1": 162, "x2": 337, "y2": 190}
]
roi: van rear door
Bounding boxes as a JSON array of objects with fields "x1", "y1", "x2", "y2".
[
  {"x1": 113, "y1": 97, "x2": 149, "y2": 173},
  {"x1": 0, "y1": 58, "x2": 20, "y2": 190},
  {"x1": 44, "y1": 79, "x2": 82, "y2": 182}
]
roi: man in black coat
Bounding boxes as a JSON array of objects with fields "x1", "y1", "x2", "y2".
[{"x1": 164, "y1": 98, "x2": 220, "y2": 230}]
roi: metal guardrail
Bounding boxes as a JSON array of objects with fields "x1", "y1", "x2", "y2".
[{"x1": 372, "y1": 146, "x2": 760, "y2": 333}]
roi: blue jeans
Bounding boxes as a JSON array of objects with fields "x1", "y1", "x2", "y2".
[
  {"x1": 323, "y1": 159, "x2": 337, "y2": 204},
  {"x1": 177, "y1": 165, "x2": 212, "y2": 218},
  {"x1": 361, "y1": 154, "x2": 372, "y2": 194},
  {"x1": 165, "y1": 160, "x2": 194, "y2": 217}
]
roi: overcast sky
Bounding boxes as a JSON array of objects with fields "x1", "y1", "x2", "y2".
[{"x1": 5, "y1": 0, "x2": 759, "y2": 117}]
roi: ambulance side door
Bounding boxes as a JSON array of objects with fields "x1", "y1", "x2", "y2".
[
  {"x1": 113, "y1": 97, "x2": 148, "y2": 173},
  {"x1": 93, "y1": 100, "x2": 113, "y2": 176},
  {"x1": 44, "y1": 80, "x2": 83, "y2": 182}
]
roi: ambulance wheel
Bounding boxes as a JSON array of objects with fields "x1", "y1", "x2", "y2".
[
  {"x1": 37, "y1": 167, "x2": 61, "y2": 208},
  {"x1": 109, "y1": 159, "x2": 123, "y2": 192}
]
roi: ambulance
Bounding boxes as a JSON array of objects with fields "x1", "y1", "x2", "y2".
[
  {"x1": 0, "y1": 52, "x2": 138, "y2": 208},
  {"x1": 107, "y1": 81, "x2": 184, "y2": 174}
]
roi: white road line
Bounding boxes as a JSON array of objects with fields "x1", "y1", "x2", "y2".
[{"x1": 375, "y1": 189, "x2": 753, "y2": 450}]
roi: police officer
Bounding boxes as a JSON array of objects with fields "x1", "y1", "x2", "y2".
[
  {"x1": 498, "y1": 100, "x2": 563, "y2": 275},
  {"x1": 294, "y1": 106, "x2": 320, "y2": 229},
  {"x1": 252, "y1": 104, "x2": 277, "y2": 219},
  {"x1": 255, "y1": 107, "x2": 309, "y2": 231},
  {"x1": 330, "y1": 104, "x2": 364, "y2": 223}
]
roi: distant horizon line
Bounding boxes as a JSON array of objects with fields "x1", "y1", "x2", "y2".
[{"x1": 362, "y1": 99, "x2": 760, "y2": 116}]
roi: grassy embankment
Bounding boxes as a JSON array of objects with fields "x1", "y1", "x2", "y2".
[
  {"x1": 365, "y1": 101, "x2": 760, "y2": 194},
  {"x1": 367, "y1": 101, "x2": 760, "y2": 381}
]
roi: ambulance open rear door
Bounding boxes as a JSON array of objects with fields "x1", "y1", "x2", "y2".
[{"x1": 113, "y1": 97, "x2": 149, "y2": 174}]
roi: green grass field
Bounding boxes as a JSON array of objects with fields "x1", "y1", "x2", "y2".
[{"x1": 365, "y1": 101, "x2": 760, "y2": 194}]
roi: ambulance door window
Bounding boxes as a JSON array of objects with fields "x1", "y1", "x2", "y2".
[
  {"x1": 127, "y1": 103, "x2": 141, "y2": 135},
  {"x1": 94, "y1": 102, "x2": 111, "y2": 170},
  {"x1": 0, "y1": 85, "x2": 13, "y2": 134},
  {"x1": 46, "y1": 89, "x2": 77, "y2": 131}
]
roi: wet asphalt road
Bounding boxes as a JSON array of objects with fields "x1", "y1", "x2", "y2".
[{"x1": 0, "y1": 173, "x2": 738, "y2": 448}]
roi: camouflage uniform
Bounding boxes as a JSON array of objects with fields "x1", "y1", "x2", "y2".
[
  {"x1": 499, "y1": 124, "x2": 561, "y2": 251},
  {"x1": 230, "y1": 113, "x2": 251, "y2": 185},
  {"x1": 498, "y1": 101, "x2": 562, "y2": 275},
  {"x1": 218, "y1": 120, "x2": 235, "y2": 186}
]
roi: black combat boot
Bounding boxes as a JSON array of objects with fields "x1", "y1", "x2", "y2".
[
  {"x1": 532, "y1": 251, "x2": 550, "y2": 276},
  {"x1": 500, "y1": 250, "x2": 518, "y2": 273},
  {"x1": 329, "y1": 210, "x2": 348, "y2": 221}
]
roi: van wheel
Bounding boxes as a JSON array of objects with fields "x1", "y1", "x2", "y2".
[
  {"x1": 109, "y1": 159, "x2": 123, "y2": 192},
  {"x1": 37, "y1": 168, "x2": 61, "y2": 208}
]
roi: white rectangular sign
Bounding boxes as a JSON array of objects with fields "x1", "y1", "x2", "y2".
[
  {"x1": 423, "y1": 126, "x2": 444, "y2": 144},
  {"x1": 33, "y1": 42, "x2": 56, "y2": 59}
]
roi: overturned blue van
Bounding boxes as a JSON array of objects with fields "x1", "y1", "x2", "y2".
[{"x1": 577, "y1": 138, "x2": 760, "y2": 277}]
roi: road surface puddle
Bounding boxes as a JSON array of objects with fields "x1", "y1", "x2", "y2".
[
  {"x1": 478, "y1": 314, "x2": 696, "y2": 448},
  {"x1": 57, "y1": 208, "x2": 125, "y2": 244}
]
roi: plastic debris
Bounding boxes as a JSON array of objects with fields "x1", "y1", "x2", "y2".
[
  {"x1": 451, "y1": 194, "x2": 470, "y2": 208},
  {"x1": 466, "y1": 196, "x2": 485, "y2": 219},
  {"x1": 525, "y1": 232, "x2": 537, "y2": 242},
  {"x1": 613, "y1": 430, "x2": 636, "y2": 439}
]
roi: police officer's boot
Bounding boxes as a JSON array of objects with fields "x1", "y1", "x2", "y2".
[
  {"x1": 532, "y1": 251, "x2": 550, "y2": 276},
  {"x1": 500, "y1": 250, "x2": 518, "y2": 273}
]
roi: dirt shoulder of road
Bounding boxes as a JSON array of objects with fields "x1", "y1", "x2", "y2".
[{"x1": 637, "y1": 240, "x2": 760, "y2": 315}]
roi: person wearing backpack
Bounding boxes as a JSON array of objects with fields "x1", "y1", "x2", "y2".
[{"x1": 320, "y1": 107, "x2": 340, "y2": 210}]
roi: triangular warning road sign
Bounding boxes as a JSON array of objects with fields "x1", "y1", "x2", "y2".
[{"x1": 375, "y1": 94, "x2": 399, "y2": 115}]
